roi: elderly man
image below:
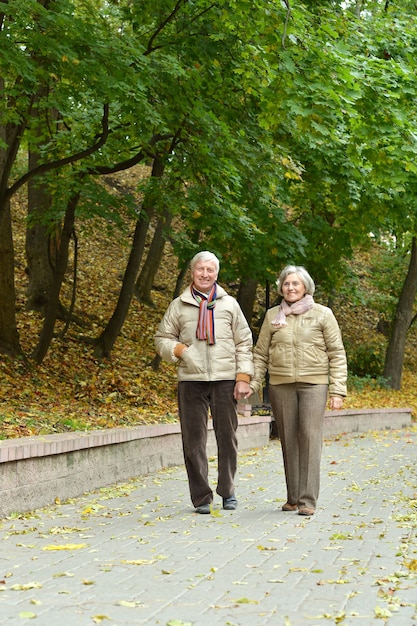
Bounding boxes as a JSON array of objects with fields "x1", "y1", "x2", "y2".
[{"x1": 155, "y1": 251, "x2": 253, "y2": 514}]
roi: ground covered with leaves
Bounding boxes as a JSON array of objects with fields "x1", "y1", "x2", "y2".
[
  {"x1": 0, "y1": 429, "x2": 416, "y2": 623},
  {"x1": 1, "y1": 179, "x2": 417, "y2": 440}
]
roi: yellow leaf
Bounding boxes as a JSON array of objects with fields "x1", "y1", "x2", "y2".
[
  {"x1": 335, "y1": 612, "x2": 346, "y2": 623},
  {"x1": 42, "y1": 544, "x2": 87, "y2": 551},
  {"x1": 11, "y1": 582, "x2": 42, "y2": 591},
  {"x1": 374, "y1": 606, "x2": 392, "y2": 618},
  {"x1": 210, "y1": 504, "x2": 222, "y2": 517},
  {"x1": 121, "y1": 559, "x2": 155, "y2": 565},
  {"x1": 233, "y1": 597, "x2": 259, "y2": 604},
  {"x1": 116, "y1": 600, "x2": 144, "y2": 608}
]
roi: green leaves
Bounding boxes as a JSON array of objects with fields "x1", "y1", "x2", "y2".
[{"x1": 3, "y1": 0, "x2": 417, "y2": 363}]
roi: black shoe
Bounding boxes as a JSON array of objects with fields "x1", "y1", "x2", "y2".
[
  {"x1": 195, "y1": 503, "x2": 211, "y2": 514},
  {"x1": 223, "y1": 494, "x2": 238, "y2": 510}
]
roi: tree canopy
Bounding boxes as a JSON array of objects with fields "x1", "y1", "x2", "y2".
[{"x1": 1, "y1": 0, "x2": 417, "y2": 386}]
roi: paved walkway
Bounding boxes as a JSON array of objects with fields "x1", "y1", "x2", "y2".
[{"x1": 0, "y1": 426, "x2": 416, "y2": 626}]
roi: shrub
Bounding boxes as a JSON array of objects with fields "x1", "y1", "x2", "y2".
[{"x1": 347, "y1": 340, "x2": 386, "y2": 379}]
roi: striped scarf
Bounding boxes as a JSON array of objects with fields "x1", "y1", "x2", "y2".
[{"x1": 192, "y1": 283, "x2": 217, "y2": 344}]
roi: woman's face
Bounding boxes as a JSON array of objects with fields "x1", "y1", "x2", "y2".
[{"x1": 281, "y1": 273, "x2": 306, "y2": 304}]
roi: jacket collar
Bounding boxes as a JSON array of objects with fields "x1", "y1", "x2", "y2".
[{"x1": 180, "y1": 282, "x2": 227, "y2": 305}]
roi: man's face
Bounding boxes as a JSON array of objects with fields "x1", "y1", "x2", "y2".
[{"x1": 192, "y1": 261, "x2": 218, "y2": 293}]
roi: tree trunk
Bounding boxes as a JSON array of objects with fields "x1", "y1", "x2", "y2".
[
  {"x1": 383, "y1": 236, "x2": 417, "y2": 389},
  {"x1": 135, "y1": 208, "x2": 173, "y2": 306},
  {"x1": 26, "y1": 152, "x2": 57, "y2": 312},
  {"x1": 25, "y1": 95, "x2": 59, "y2": 312},
  {"x1": 236, "y1": 277, "x2": 257, "y2": 325},
  {"x1": 31, "y1": 190, "x2": 80, "y2": 363},
  {"x1": 93, "y1": 207, "x2": 153, "y2": 359},
  {"x1": 94, "y1": 157, "x2": 165, "y2": 359},
  {"x1": 0, "y1": 78, "x2": 21, "y2": 355},
  {"x1": 0, "y1": 198, "x2": 21, "y2": 355}
]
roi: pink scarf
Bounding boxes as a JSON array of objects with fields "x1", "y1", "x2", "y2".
[
  {"x1": 272, "y1": 294, "x2": 314, "y2": 327},
  {"x1": 192, "y1": 283, "x2": 217, "y2": 344}
]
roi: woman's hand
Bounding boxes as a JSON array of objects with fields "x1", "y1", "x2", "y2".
[{"x1": 329, "y1": 396, "x2": 344, "y2": 410}]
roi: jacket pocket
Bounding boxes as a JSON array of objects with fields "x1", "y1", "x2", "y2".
[
  {"x1": 269, "y1": 343, "x2": 289, "y2": 369},
  {"x1": 301, "y1": 345, "x2": 327, "y2": 372},
  {"x1": 180, "y1": 344, "x2": 206, "y2": 375}
]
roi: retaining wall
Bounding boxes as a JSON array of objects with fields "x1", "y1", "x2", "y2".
[
  {"x1": 0, "y1": 408, "x2": 413, "y2": 519},
  {"x1": 0, "y1": 415, "x2": 270, "y2": 519}
]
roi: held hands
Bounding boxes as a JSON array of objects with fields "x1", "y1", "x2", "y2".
[
  {"x1": 234, "y1": 381, "x2": 252, "y2": 401},
  {"x1": 329, "y1": 396, "x2": 344, "y2": 410}
]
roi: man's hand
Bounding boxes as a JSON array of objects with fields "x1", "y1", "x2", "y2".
[{"x1": 234, "y1": 381, "x2": 252, "y2": 401}]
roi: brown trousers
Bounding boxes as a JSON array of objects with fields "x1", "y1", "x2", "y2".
[
  {"x1": 269, "y1": 382, "x2": 328, "y2": 510},
  {"x1": 178, "y1": 380, "x2": 238, "y2": 507}
]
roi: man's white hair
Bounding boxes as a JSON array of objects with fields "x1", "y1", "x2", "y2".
[{"x1": 190, "y1": 251, "x2": 220, "y2": 273}]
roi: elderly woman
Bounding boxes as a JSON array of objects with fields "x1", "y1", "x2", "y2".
[{"x1": 251, "y1": 265, "x2": 347, "y2": 516}]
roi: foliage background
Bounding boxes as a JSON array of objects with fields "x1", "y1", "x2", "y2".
[{"x1": 1, "y1": 170, "x2": 416, "y2": 440}]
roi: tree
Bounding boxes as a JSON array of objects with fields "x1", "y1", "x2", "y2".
[
  {"x1": 383, "y1": 238, "x2": 417, "y2": 388},
  {"x1": 93, "y1": 154, "x2": 168, "y2": 359},
  {"x1": 0, "y1": 0, "x2": 132, "y2": 352},
  {"x1": 0, "y1": 0, "x2": 164, "y2": 356},
  {"x1": 3, "y1": 0, "x2": 417, "y2": 379},
  {"x1": 135, "y1": 207, "x2": 173, "y2": 307}
]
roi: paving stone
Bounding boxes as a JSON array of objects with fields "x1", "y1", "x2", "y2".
[{"x1": 0, "y1": 427, "x2": 416, "y2": 626}]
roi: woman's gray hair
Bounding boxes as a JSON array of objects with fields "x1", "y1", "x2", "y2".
[
  {"x1": 190, "y1": 251, "x2": 220, "y2": 273},
  {"x1": 276, "y1": 265, "x2": 315, "y2": 296}
]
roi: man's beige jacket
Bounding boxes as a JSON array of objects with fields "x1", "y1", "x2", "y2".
[{"x1": 155, "y1": 284, "x2": 254, "y2": 382}]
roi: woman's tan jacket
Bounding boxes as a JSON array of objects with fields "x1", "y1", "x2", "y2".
[
  {"x1": 155, "y1": 284, "x2": 254, "y2": 383},
  {"x1": 251, "y1": 302, "x2": 347, "y2": 397}
]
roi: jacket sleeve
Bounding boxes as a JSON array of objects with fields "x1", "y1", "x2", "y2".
[
  {"x1": 323, "y1": 309, "x2": 347, "y2": 397},
  {"x1": 154, "y1": 299, "x2": 182, "y2": 363},
  {"x1": 251, "y1": 311, "x2": 272, "y2": 396},
  {"x1": 232, "y1": 301, "x2": 254, "y2": 380}
]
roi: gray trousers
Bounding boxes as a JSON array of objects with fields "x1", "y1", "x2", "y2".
[
  {"x1": 178, "y1": 380, "x2": 238, "y2": 508},
  {"x1": 269, "y1": 382, "x2": 328, "y2": 510}
]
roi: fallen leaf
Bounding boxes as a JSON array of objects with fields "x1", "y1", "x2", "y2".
[
  {"x1": 116, "y1": 600, "x2": 145, "y2": 608},
  {"x1": 42, "y1": 543, "x2": 87, "y2": 551},
  {"x1": 374, "y1": 606, "x2": 392, "y2": 618},
  {"x1": 11, "y1": 582, "x2": 42, "y2": 591},
  {"x1": 92, "y1": 616, "x2": 110, "y2": 624}
]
